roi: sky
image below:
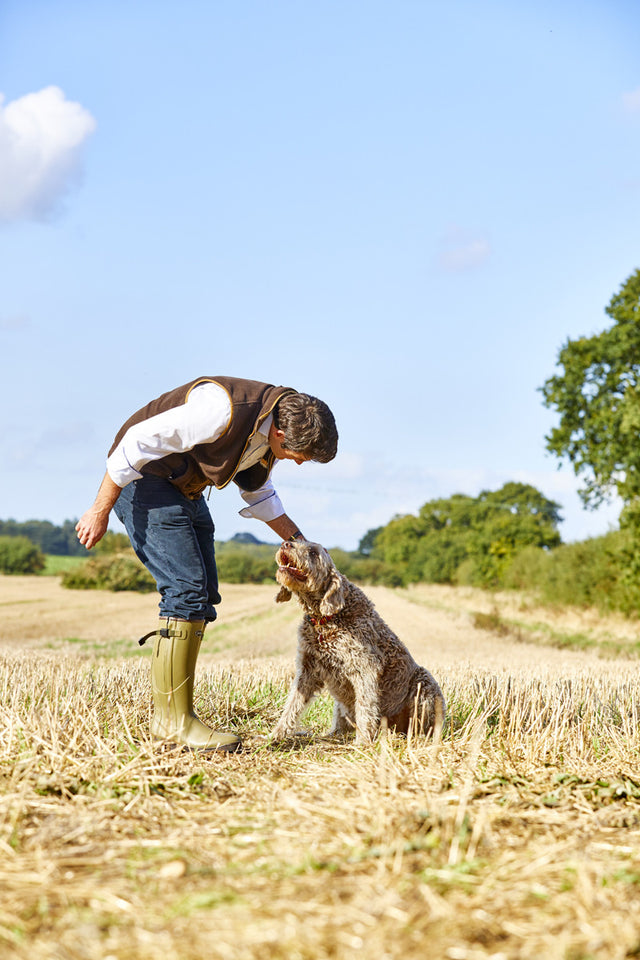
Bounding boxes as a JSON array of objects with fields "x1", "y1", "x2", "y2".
[{"x1": 1, "y1": 0, "x2": 639, "y2": 551}]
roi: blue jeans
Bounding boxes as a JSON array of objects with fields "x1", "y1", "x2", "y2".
[{"x1": 113, "y1": 476, "x2": 221, "y2": 622}]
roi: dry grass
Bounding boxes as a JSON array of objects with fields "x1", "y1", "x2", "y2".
[
  {"x1": 2, "y1": 576, "x2": 640, "y2": 959},
  {"x1": 403, "y1": 582, "x2": 640, "y2": 658}
]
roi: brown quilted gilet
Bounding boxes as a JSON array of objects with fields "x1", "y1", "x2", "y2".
[{"x1": 108, "y1": 376, "x2": 295, "y2": 498}]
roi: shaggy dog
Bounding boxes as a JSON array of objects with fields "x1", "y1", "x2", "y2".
[{"x1": 272, "y1": 540, "x2": 445, "y2": 745}]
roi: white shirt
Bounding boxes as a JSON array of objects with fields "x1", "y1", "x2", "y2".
[{"x1": 106, "y1": 382, "x2": 285, "y2": 523}]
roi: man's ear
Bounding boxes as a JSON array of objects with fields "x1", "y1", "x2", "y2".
[{"x1": 275, "y1": 586, "x2": 292, "y2": 603}]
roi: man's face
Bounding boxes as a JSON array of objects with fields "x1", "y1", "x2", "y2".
[{"x1": 268, "y1": 425, "x2": 311, "y2": 465}]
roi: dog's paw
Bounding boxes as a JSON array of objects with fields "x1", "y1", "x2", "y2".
[{"x1": 270, "y1": 725, "x2": 290, "y2": 741}]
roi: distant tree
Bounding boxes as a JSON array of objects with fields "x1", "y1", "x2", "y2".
[
  {"x1": 0, "y1": 518, "x2": 87, "y2": 556},
  {"x1": 541, "y1": 268, "x2": 640, "y2": 541},
  {"x1": 357, "y1": 527, "x2": 383, "y2": 556},
  {"x1": 229, "y1": 532, "x2": 269, "y2": 545},
  {"x1": 215, "y1": 541, "x2": 278, "y2": 583},
  {"x1": 372, "y1": 484, "x2": 562, "y2": 587},
  {"x1": 373, "y1": 496, "x2": 474, "y2": 584},
  {"x1": 461, "y1": 483, "x2": 562, "y2": 586}
]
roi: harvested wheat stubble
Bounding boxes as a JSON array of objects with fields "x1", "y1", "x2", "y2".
[{"x1": 3, "y1": 577, "x2": 640, "y2": 959}]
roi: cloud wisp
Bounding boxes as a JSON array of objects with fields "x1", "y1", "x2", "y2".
[
  {"x1": 0, "y1": 313, "x2": 30, "y2": 331},
  {"x1": 0, "y1": 86, "x2": 96, "y2": 223},
  {"x1": 436, "y1": 228, "x2": 491, "y2": 273},
  {"x1": 622, "y1": 87, "x2": 640, "y2": 115}
]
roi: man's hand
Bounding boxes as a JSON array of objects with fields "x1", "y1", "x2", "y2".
[
  {"x1": 76, "y1": 509, "x2": 110, "y2": 550},
  {"x1": 76, "y1": 472, "x2": 123, "y2": 549}
]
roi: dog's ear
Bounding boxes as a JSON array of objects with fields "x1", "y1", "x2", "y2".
[
  {"x1": 275, "y1": 586, "x2": 292, "y2": 604},
  {"x1": 320, "y1": 572, "x2": 346, "y2": 617}
]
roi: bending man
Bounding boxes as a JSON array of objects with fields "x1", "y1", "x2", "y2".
[{"x1": 76, "y1": 376, "x2": 338, "y2": 753}]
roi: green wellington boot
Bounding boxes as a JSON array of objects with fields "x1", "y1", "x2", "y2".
[{"x1": 148, "y1": 618, "x2": 240, "y2": 752}]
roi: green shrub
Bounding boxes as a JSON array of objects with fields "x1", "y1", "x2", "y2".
[
  {"x1": 501, "y1": 545, "x2": 552, "y2": 591},
  {"x1": 215, "y1": 544, "x2": 277, "y2": 584},
  {"x1": 61, "y1": 553, "x2": 156, "y2": 592},
  {"x1": 454, "y1": 557, "x2": 477, "y2": 587},
  {"x1": 501, "y1": 531, "x2": 640, "y2": 616},
  {"x1": 93, "y1": 532, "x2": 131, "y2": 554},
  {"x1": 0, "y1": 535, "x2": 46, "y2": 574},
  {"x1": 543, "y1": 532, "x2": 640, "y2": 615}
]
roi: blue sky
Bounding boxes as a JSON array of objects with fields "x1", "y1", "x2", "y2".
[{"x1": 1, "y1": 0, "x2": 639, "y2": 550}]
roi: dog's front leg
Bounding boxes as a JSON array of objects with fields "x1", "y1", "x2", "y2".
[
  {"x1": 352, "y1": 675, "x2": 382, "y2": 745},
  {"x1": 271, "y1": 662, "x2": 321, "y2": 740}
]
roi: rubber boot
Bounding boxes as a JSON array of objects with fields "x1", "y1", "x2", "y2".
[{"x1": 150, "y1": 618, "x2": 241, "y2": 752}]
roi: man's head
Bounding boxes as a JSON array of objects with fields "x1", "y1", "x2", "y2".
[{"x1": 270, "y1": 392, "x2": 338, "y2": 464}]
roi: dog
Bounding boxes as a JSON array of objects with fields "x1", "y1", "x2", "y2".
[{"x1": 272, "y1": 539, "x2": 445, "y2": 745}]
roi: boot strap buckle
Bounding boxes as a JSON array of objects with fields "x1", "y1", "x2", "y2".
[{"x1": 138, "y1": 627, "x2": 170, "y2": 647}]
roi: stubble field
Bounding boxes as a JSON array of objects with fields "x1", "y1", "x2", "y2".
[{"x1": 2, "y1": 573, "x2": 640, "y2": 960}]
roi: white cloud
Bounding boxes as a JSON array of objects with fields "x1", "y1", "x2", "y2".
[
  {"x1": 622, "y1": 87, "x2": 640, "y2": 115},
  {"x1": 0, "y1": 86, "x2": 96, "y2": 223},
  {"x1": 436, "y1": 228, "x2": 491, "y2": 272}
]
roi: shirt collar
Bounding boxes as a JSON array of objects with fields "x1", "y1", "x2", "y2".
[{"x1": 257, "y1": 413, "x2": 273, "y2": 440}]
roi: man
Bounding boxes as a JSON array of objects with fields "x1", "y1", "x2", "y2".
[{"x1": 76, "y1": 376, "x2": 338, "y2": 753}]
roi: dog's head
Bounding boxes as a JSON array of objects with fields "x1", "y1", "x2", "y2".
[{"x1": 275, "y1": 540, "x2": 346, "y2": 616}]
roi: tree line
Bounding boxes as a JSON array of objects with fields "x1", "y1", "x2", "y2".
[
  {"x1": 0, "y1": 519, "x2": 88, "y2": 556},
  {"x1": 357, "y1": 490, "x2": 640, "y2": 615},
  {"x1": 362, "y1": 482, "x2": 561, "y2": 587},
  {"x1": 0, "y1": 519, "x2": 87, "y2": 574},
  {"x1": 4, "y1": 482, "x2": 636, "y2": 616}
]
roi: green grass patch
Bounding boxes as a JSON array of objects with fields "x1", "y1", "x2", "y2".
[{"x1": 42, "y1": 555, "x2": 87, "y2": 576}]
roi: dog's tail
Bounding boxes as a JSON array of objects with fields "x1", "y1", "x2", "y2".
[
  {"x1": 412, "y1": 671, "x2": 446, "y2": 743},
  {"x1": 431, "y1": 692, "x2": 445, "y2": 744}
]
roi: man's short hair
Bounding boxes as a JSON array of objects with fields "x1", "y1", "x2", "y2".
[{"x1": 273, "y1": 393, "x2": 338, "y2": 463}]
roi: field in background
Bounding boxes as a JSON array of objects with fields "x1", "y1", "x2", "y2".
[
  {"x1": 2, "y1": 575, "x2": 640, "y2": 959},
  {"x1": 41, "y1": 555, "x2": 86, "y2": 577}
]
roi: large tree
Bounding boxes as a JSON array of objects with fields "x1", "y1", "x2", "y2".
[{"x1": 541, "y1": 268, "x2": 640, "y2": 534}]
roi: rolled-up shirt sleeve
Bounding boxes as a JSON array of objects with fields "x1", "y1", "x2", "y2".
[
  {"x1": 107, "y1": 446, "x2": 145, "y2": 487},
  {"x1": 238, "y1": 480, "x2": 285, "y2": 522},
  {"x1": 106, "y1": 382, "x2": 232, "y2": 488}
]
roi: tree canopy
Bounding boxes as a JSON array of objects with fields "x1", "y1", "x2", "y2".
[
  {"x1": 541, "y1": 267, "x2": 640, "y2": 533},
  {"x1": 369, "y1": 482, "x2": 562, "y2": 587}
]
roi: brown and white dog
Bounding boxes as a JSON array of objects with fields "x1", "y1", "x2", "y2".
[{"x1": 272, "y1": 540, "x2": 445, "y2": 745}]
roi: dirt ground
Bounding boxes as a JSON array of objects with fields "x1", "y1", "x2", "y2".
[{"x1": 2, "y1": 574, "x2": 638, "y2": 682}]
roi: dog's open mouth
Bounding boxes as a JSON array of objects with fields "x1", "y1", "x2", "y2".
[{"x1": 277, "y1": 550, "x2": 307, "y2": 582}]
